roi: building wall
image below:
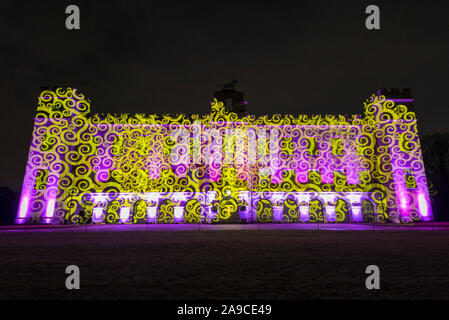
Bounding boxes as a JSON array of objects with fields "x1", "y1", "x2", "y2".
[{"x1": 16, "y1": 87, "x2": 433, "y2": 224}]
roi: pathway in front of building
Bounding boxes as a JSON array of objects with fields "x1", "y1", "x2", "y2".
[{"x1": 1, "y1": 222, "x2": 449, "y2": 232}]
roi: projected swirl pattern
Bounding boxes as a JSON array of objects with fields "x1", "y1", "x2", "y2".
[{"x1": 16, "y1": 87, "x2": 433, "y2": 224}]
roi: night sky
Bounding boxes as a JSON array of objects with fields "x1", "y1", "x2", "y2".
[{"x1": 1, "y1": 0, "x2": 448, "y2": 191}]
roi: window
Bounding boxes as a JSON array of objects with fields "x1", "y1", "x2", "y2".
[
  {"x1": 281, "y1": 137, "x2": 294, "y2": 155},
  {"x1": 91, "y1": 136, "x2": 99, "y2": 155},
  {"x1": 258, "y1": 169, "x2": 270, "y2": 186},
  {"x1": 257, "y1": 131, "x2": 269, "y2": 156},
  {"x1": 356, "y1": 136, "x2": 373, "y2": 156},
  {"x1": 223, "y1": 133, "x2": 235, "y2": 165},
  {"x1": 163, "y1": 136, "x2": 175, "y2": 156},
  {"x1": 110, "y1": 169, "x2": 124, "y2": 183},
  {"x1": 332, "y1": 137, "x2": 344, "y2": 156},
  {"x1": 404, "y1": 169, "x2": 417, "y2": 189},
  {"x1": 306, "y1": 137, "x2": 318, "y2": 156},
  {"x1": 111, "y1": 135, "x2": 125, "y2": 155},
  {"x1": 308, "y1": 170, "x2": 321, "y2": 184},
  {"x1": 137, "y1": 136, "x2": 151, "y2": 156},
  {"x1": 132, "y1": 169, "x2": 148, "y2": 186},
  {"x1": 51, "y1": 104, "x2": 61, "y2": 111},
  {"x1": 34, "y1": 169, "x2": 48, "y2": 190},
  {"x1": 190, "y1": 137, "x2": 200, "y2": 157},
  {"x1": 160, "y1": 168, "x2": 175, "y2": 181},
  {"x1": 399, "y1": 132, "x2": 413, "y2": 152},
  {"x1": 222, "y1": 167, "x2": 236, "y2": 187},
  {"x1": 41, "y1": 132, "x2": 56, "y2": 151}
]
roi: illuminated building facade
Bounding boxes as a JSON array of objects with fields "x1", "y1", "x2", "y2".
[{"x1": 16, "y1": 87, "x2": 432, "y2": 224}]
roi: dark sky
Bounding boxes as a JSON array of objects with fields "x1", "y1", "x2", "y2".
[{"x1": 1, "y1": 0, "x2": 448, "y2": 191}]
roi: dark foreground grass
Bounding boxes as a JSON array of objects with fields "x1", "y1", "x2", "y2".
[{"x1": 0, "y1": 230, "x2": 449, "y2": 299}]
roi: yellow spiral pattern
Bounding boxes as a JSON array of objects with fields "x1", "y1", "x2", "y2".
[{"x1": 16, "y1": 88, "x2": 432, "y2": 224}]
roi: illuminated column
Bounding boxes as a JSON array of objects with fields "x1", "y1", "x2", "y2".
[
  {"x1": 92, "y1": 206, "x2": 104, "y2": 223},
  {"x1": 248, "y1": 195, "x2": 259, "y2": 223},
  {"x1": 238, "y1": 191, "x2": 250, "y2": 221},
  {"x1": 273, "y1": 203, "x2": 283, "y2": 222},
  {"x1": 119, "y1": 207, "x2": 131, "y2": 223},
  {"x1": 297, "y1": 193, "x2": 312, "y2": 222},
  {"x1": 324, "y1": 205, "x2": 336, "y2": 222},
  {"x1": 238, "y1": 204, "x2": 248, "y2": 221},
  {"x1": 299, "y1": 205, "x2": 310, "y2": 222},
  {"x1": 146, "y1": 201, "x2": 157, "y2": 223},
  {"x1": 16, "y1": 195, "x2": 30, "y2": 224},
  {"x1": 351, "y1": 205, "x2": 362, "y2": 222},
  {"x1": 206, "y1": 191, "x2": 217, "y2": 223},
  {"x1": 43, "y1": 197, "x2": 56, "y2": 224},
  {"x1": 205, "y1": 205, "x2": 213, "y2": 223},
  {"x1": 147, "y1": 207, "x2": 157, "y2": 223},
  {"x1": 321, "y1": 193, "x2": 337, "y2": 222},
  {"x1": 174, "y1": 204, "x2": 184, "y2": 223},
  {"x1": 346, "y1": 193, "x2": 363, "y2": 222}
]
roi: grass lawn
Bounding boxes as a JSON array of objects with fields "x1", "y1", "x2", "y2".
[{"x1": 0, "y1": 230, "x2": 448, "y2": 299}]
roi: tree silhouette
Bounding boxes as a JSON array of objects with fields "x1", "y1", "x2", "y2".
[
  {"x1": 421, "y1": 133, "x2": 449, "y2": 221},
  {"x1": 0, "y1": 187, "x2": 19, "y2": 225}
]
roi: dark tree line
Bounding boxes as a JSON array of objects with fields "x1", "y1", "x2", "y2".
[
  {"x1": 0, "y1": 187, "x2": 18, "y2": 225},
  {"x1": 421, "y1": 132, "x2": 449, "y2": 221}
]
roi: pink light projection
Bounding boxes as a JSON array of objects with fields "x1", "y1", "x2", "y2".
[
  {"x1": 417, "y1": 192, "x2": 429, "y2": 217},
  {"x1": 299, "y1": 206, "x2": 310, "y2": 222},
  {"x1": 18, "y1": 196, "x2": 29, "y2": 220},
  {"x1": 45, "y1": 198, "x2": 56, "y2": 220},
  {"x1": 351, "y1": 206, "x2": 362, "y2": 222}
]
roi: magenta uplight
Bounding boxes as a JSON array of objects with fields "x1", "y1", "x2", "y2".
[{"x1": 18, "y1": 196, "x2": 29, "y2": 219}]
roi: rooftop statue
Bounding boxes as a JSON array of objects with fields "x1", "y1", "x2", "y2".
[{"x1": 219, "y1": 80, "x2": 237, "y2": 90}]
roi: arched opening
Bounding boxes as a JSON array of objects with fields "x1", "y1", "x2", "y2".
[
  {"x1": 132, "y1": 199, "x2": 147, "y2": 224},
  {"x1": 184, "y1": 199, "x2": 202, "y2": 224},
  {"x1": 157, "y1": 199, "x2": 174, "y2": 224},
  {"x1": 105, "y1": 200, "x2": 121, "y2": 224},
  {"x1": 335, "y1": 199, "x2": 351, "y2": 223},
  {"x1": 65, "y1": 199, "x2": 81, "y2": 224},
  {"x1": 309, "y1": 199, "x2": 325, "y2": 223},
  {"x1": 362, "y1": 199, "x2": 376, "y2": 223},
  {"x1": 218, "y1": 197, "x2": 239, "y2": 223},
  {"x1": 257, "y1": 199, "x2": 273, "y2": 223},
  {"x1": 283, "y1": 197, "x2": 298, "y2": 223},
  {"x1": 79, "y1": 200, "x2": 93, "y2": 224}
]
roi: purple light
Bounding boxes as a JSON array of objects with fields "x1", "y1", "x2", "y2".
[
  {"x1": 16, "y1": 89, "x2": 435, "y2": 225},
  {"x1": 351, "y1": 206, "x2": 362, "y2": 222},
  {"x1": 272, "y1": 205, "x2": 283, "y2": 222},
  {"x1": 46, "y1": 198, "x2": 56, "y2": 218},
  {"x1": 174, "y1": 206, "x2": 184, "y2": 221},
  {"x1": 417, "y1": 193, "x2": 428, "y2": 217},
  {"x1": 18, "y1": 196, "x2": 29, "y2": 219},
  {"x1": 93, "y1": 207, "x2": 103, "y2": 222},
  {"x1": 120, "y1": 207, "x2": 131, "y2": 223},
  {"x1": 299, "y1": 206, "x2": 309, "y2": 222},
  {"x1": 325, "y1": 206, "x2": 336, "y2": 222}
]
